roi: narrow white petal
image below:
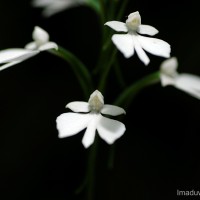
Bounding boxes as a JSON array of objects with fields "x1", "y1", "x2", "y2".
[
  {"x1": 66, "y1": 101, "x2": 90, "y2": 113},
  {"x1": 82, "y1": 114, "x2": 100, "y2": 148},
  {"x1": 38, "y1": 42, "x2": 58, "y2": 51},
  {"x1": 138, "y1": 24, "x2": 159, "y2": 36},
  {"x1": 101, "y1": 104, "x2": 126, "y2": 116},
  {"x1": 97, "y1": 116, "x2": 125, "y2": 144},
  {"x1": 175, "y1": 74, "x2": 200, "y2": 99},
  {"x1": 32, "y1": 0, "x2": 55, "y2": 7},
  {"x1": 32, "y1": 0, "x2": 85, "y2": 17},
  {"x1": 41, "y1": 5, "x2": 69, "y2": 17},
  {"x1": 56, "y1": 113, "x2": 92, "y2": 138},
  {"x1": 105, "y1": 21, "x2": 128, "y2": 32},
  {"x1": 40, "y1": 1, "x2": 81, "y2": 17},
  {"x1": 0, "y1": 61, "x2": 21, "y2": 71},
  {"x1": 0, "y1": 48, "x2": 39, "y2": 63},
  {"x1": 132, "y1": 35, "x2": 150, "y2": 65},
  {"x1": 25, "y1": 42, "x2": 38, "y2": 50},
  {"x1": 137, "y1": 35, "x2": 171, "y2": 58},
  {"x1": 33, "y1": 26, "x2": 49, "y2": 44},
  {"x1": 112, "y1": 34, "x2": 134, "y2": 58},
  {"x1": 42, "y1": 8, "x2": 63, "y2": 17}
]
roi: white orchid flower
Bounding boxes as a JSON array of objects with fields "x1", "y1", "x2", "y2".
[
  {"x1": 105, "y1": 11, "x2": 171, "y2": 65},
  {"x1": 32, "y1": 0, "x2": 87, "y2": 17},
  {"x1": 56, "y1": 90, "x2": 126, "y2": 148},
  {"x1": 0, "y1": 26, "x2": 58, "y2": 71},
  {"x1": 160, "y1": 57, "x2": 200, "y2": 99}
]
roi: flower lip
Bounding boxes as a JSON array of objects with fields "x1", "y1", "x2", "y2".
[
  {"x1": 126, "y1": 11, "x2": 141, "y2": 32},
  {"x1": 88, "y1": 90, "x2": 104, "y2": 112}
]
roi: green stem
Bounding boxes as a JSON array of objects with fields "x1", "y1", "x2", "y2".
[
  {"x1": 113, "y1": 59, "x2": 126, "y2": 88},
  {"x1": 114, "y1": 71, "x2": 161, "y2": 107},
  {"x1": 86, "y1": 135, "x2": 99, "y2": 200},
  {"x1": 49, "y1": 46, "x2": 93, "y2": 99},
  {"x1": 98, "y1": 49, "x2": 117, "y2": 91},
  {"x1": 116, "y1": 0, "x2": 129, "y2": 20},
  {"x1": 99, "y1": 0, "x2": 106, "y2": 23},
  {"x1": 93, "y1": 0, "x2": 128, "y2": 75},
  {"x1": 107, "y1": 143, "x2": 116, "y2": 170},
  {"x1": 87, "y1": 0, "x2": 101, "y2": 15},
  {"x1": 75, "y1": 137, "x2": 99, "y2": 200},
  {"x1": 107, "y1": 71, "x2": 160, "y2": 170}
]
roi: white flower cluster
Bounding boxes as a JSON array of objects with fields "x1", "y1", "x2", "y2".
[{"x1": 0, "y1": 2, "x2": 200, "y2": 148}]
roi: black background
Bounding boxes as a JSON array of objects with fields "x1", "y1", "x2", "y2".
[{"x1": 0, "y1": 0, "x2": 200, "y2": 199}]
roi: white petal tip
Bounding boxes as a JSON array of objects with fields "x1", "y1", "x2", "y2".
[
  {"x1": 124, "y1": 54, "x2": 132, "y2": 59},
  {"x1": 38, "y1": 42, "x2": 58, "y2": 51},
  {"x1": 58, "y1": 133, "x2": 65, "y2": 138},
  {"x1": 82, "y1": 142, "x2": 91, "y2": 148},
  {"x1": 144, "y1": 60, "x2": 150, "y2": 66}
]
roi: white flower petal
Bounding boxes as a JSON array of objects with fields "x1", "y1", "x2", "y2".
[
  {"x1": 66, "y1": 101, "x2": 90, "y2": 113},
  {"x1": 138, "y1": 25, "x2": 159, "y2": 36},
  {"x1": 132, "y1": 35, "x2": 150, "y2": 65},
  {"x1": 82, "y1": 114, "x2": 100, "y2": 148},
  {"x1": 0, "y1": 61, "x2": 22, "y2": 71},
  {"x1": 160, "y1": 57, "x2": 178, "y2": 75},
  {"x1": 25, "y1": 42, "x2": 38, "y2": 50},
  {"x1": 56, "y1": 113, "x2": 92, "y2": 138},
  {"x1": 101, "y1": 104, "x2": 126, "y2": 116},
  {"x1": 41, "y1": 4, "x2": 69, "y2": 17},
  {"x1": 97, "y1": 116, "x2": 125, "y2": 144},
  {"x1": 112, "y1": 34, "x2": 134, "y2": 58},
  {"x1": 137, "y1": 35, "x2": 171, "y2": 58},
  {"x1": 175, "y1": 74, "x2": 200, "y2": 99},
  {"x1": 0, "y1": 48, "x2": 39, "y2": 63},
  {"x1": 104, "y1": 21, "x2": 128, "y2": 32},
  {"x1": 33, "y1": 0, "x2": 84, "y2": 17},
  {"x1": 160, "y1": 74, "x2": 176, "y2": 87},
  {"x1": 32, "y1": 0, "x2": 55, "y2": 7},
  {"x1": 38, "y1": 42, "x2": 58, "y2": 51},
  {"x1": 42, "y1": 8, "x2": 63, "y2": 17},
  {"x1": 33, "y1": 26, "x2": 49, "y2": 44}
]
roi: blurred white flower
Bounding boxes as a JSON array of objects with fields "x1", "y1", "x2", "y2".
[
  {"x1": 0, "y1": 26, "x2": 58, "y2": 71},
  {"x1": 32, "y1": 0, "x2": 86, "y2": 17},
  {"x1": 160, "y1": 57, "x2": 200, "y2": 99},
  {"x1": 105, "y1": 11, "x2": 171, "y2": 65},
  {"x1": 56, "y1": 90, "x2": 126, "y2": 148}
]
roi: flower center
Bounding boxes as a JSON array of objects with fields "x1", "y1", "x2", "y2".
[
  {"x1": 88, "y1": 90, "x2": 104, "y2": 112},
  {"x1": 126, "y1": 11, "x2": 141, "y2": 32}
]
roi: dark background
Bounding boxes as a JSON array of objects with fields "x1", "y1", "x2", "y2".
[{"x1": 0, "y1": 0, "x2": 200, "y2": 199}]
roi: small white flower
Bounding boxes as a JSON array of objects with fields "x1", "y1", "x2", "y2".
[
  {"x1": 25, "y1": 26, "x2": 58, "y2": 51},
  {"x1": 56, "y1": 90, "x2": 126, "y2": 148},
  {"x1": 0, "y1": 26, "x2": 58, "y2": 71},
  {"x1": 160, "y1": 57, "x2": 200, "y2": 99},
  {"x1": 105, "y1": 11, "x2": 171, "y2": 65},
  {"x1": 32, "y1": 0, "x2": 86, "y2": 17}
]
